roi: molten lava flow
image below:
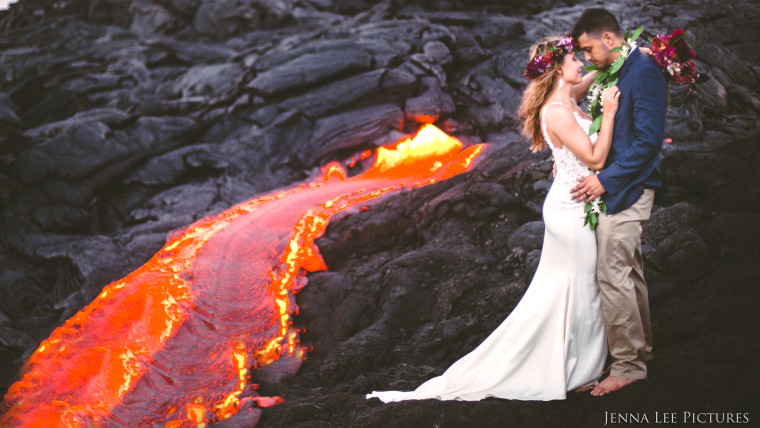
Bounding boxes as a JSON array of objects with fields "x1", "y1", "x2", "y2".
[{"x1": 0, "y1": 124, "x2": 484, "y2": 427}]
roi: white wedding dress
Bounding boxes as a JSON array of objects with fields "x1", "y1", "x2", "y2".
[{"x1": 366, "y1": 103, "x2": 607, "y2": 402}]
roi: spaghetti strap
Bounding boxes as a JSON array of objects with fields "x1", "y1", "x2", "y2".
[{"x1": 540, "y1": 102, "x2": 567, "y2": 149}]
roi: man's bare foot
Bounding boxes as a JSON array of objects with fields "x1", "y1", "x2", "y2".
[
  {"x1": 590, "y1": 376, "x2": 640, "y2": 396},
  {"x1": 573, "y1": 385, "x2": 595, "y2": 393}
]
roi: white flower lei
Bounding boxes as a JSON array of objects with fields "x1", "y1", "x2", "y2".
[
  {"x1": 581, "y1": 27, "x2": 643, "y2": 230},
  {"x1": 586, "y1": 41, "x2": 636, "y2": 114},
  {"x1": 584, "y1": 27, "x2": 642, "y2": 136}
]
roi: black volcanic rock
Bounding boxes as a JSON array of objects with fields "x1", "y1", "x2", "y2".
[
  {"x1": 248, "y1": 45, "x2": 373, "y2": 96},
  {"x1": 16, "y1": 121, "x2": 119, "y2": 182},
  {"x1": 278, "y1": 69, "x2": 386, "y2": 118},
  {"x1": 507, "y1": 220, "x2": 544, "y2": 251},
  {"x1": 308, "y1": 103, "x2": 404, "y2": 163}
]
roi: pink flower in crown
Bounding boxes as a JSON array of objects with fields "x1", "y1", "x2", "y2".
[
  {"x1": 525, "y1": 56, "x2": 546, "y2": 79},
  {"x1": 524, "y1": 35, "x2": 577, "y2": 80},
  {"x1": 525, "y1": 53, "x2": 552, "y2": 79},
  {"x1": 556, "y1": 36, "x2": 576, "y2": 53}
]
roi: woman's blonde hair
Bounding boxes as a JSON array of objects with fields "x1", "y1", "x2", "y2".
[{"x1": 517, "y1": 36, "x2": 565, "y2": 153}]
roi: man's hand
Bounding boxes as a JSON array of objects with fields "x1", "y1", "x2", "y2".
[{"x1": 571, "y1": 175, "x2": 606, "y2": 203}]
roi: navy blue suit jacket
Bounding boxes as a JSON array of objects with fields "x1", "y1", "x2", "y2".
[{"x1": 597, "y1": 48, "x2": 668, "y2": 214}]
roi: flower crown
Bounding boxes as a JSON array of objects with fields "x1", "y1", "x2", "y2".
[{"x1": 524, "y1": 36, "x2": 578, "y2": 80}]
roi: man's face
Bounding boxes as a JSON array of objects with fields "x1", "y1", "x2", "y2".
[{"x1": 577, "y1": 32, "x2": 614, "y2": 69}]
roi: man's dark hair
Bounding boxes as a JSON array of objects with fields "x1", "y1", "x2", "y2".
[{"x1": 571, "y1": 8, "x2": 623, "y2": 40}]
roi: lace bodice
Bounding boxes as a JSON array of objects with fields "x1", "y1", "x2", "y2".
[{"x1": 541, "y1": 102, "x2": 598, "y2": 188}]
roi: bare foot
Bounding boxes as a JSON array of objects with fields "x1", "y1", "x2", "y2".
[
  {"x1": 590, "y1": 376, "x2": 640, "y2": 396},
  {"x1": 572, "y1": 385, "x2": 595, "y2": 393}
]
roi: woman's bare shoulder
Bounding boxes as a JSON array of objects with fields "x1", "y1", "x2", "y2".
[{"x1": 542, "y1": 102, "x2": 575, "y2": 124}]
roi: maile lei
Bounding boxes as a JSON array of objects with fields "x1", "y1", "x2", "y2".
[
  {"x1": 585, "y1": 26, "x2": 643, "y2": 135},
  {"x1": 582, "y1": 26, "x2": 643, "y2": 230}
]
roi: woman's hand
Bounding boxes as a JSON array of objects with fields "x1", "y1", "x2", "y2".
[
  {"x1": 602, "y1": 86, "x2": 621, "y2": 116},
  {"x1": 639, "y1": 47, "x2": 651, "y2": 57}
]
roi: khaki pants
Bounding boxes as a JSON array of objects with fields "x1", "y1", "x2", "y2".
[{"x1": 596, "y1": 189, "x2": 655, "y2": 380}]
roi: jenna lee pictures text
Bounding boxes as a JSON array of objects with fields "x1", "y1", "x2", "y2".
[{"x1": 604, "y1": 411, "x2": 750, "y2": 425}]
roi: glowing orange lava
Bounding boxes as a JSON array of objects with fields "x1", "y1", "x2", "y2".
[{"x1": 0, "y1": 124, "x2": 485, "y2": 427}]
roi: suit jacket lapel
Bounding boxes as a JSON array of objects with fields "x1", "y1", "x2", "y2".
[{"x1": 619, "y1": 46, "x2": 640, "y2": 83}]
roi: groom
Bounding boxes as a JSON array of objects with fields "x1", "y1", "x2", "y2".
[{"x1": 569, "y1": 8, "x2": 667, "y2": 396}]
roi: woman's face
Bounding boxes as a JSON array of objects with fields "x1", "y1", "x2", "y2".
[{"x1": 559, "y1": 53, "x2": 584, "y2": 85}]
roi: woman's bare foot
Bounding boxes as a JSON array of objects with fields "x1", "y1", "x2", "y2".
[
  {"x1": 590, "y1": 376, "x2": 640, "y2": 396},
  {"x1": 573, "y1": 385, "x2": 595, "y2": 393}
]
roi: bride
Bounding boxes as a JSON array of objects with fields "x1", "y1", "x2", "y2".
[{"x1": 366, "y1": 35, "x2": 621, "y2": 402}]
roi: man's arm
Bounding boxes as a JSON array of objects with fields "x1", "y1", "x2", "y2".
[{"x1": 596, "y1": 64, "x2": 667, "y2": 195}]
